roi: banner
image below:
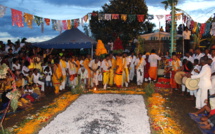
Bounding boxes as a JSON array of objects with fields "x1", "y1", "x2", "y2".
[
  {"x1": 11, "y1": 9, "x2": 24, "y2": 27},
  {"x1": 105, "y1": 14, "x2": 111, "y2": 21},
  {"x1": 0, "y1": 5, "x2": 6, "y2": 18},
  {"x1": 24, "y1": 13, "x2": 33, "y2": 28}
]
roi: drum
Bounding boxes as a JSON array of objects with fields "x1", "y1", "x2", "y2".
[
  {"x1": 158, "y1": 69, "x2": 164, "y2": 76},
  {"x1": 182, "y1": 76, "x2": 188, "y2": 85},
  {"x1": 185, "y1": 78, "x2": 200, "y2": 90},
  {"x1": 174, "y1": 71, "x2": 186, "y2": 85}
]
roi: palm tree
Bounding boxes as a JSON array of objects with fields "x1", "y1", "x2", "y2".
[{"x1": 161, "y1": 0, "x2": 180, "y2": 55}]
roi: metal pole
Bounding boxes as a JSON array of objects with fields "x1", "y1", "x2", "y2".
[{"x1": 170, "y1": 0, "x2": 175, "y2": 56}]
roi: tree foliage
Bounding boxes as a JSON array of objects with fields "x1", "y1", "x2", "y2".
[{"x1": 89, "y1": 0, "x2": 148, "y2": 45}]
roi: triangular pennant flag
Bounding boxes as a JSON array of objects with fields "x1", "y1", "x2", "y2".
[
  {"x1": 137, "y1": 15, "x2": 145, "y2": 22},
  {"x1": 44, "y1": 18, "x2": 50, "y2": 25},
  {"x1": 11, "y1": 9, "x2": 24, "y2": 27},
  {"x1": 104, "y1": 14, "x2": 111, "y2": 21},
  {"x1": 156, "y1": 15, "x2": 164, "y2": 20},
  {"x1": 121, "y1": 14, "x2": 127, "y2": 21},
  {"x1": 24, "y1": 13, "x2": 33, "y2": 28},
  {"x1": 0, "y1": 5, "x2": 7, "y2": 18}
]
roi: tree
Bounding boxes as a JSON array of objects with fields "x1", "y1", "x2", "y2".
[
  {"x1": 89, "y1": 0, "x2": 148, "y2": 45},
  {"x1": 161, "y1": 0, "x2": 179, "y2": 55}
]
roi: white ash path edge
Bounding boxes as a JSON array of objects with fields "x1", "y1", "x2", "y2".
[{"x1": 39, "y1": 94, "x2": 151, "y2": 134}]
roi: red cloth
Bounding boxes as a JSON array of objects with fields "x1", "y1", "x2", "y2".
[
  {"x1": 137, "y1": 15, "x2": 145, "y2": 22},
  {"x1": 170, "y1": 71, "x2": 177, "y2": 88},
  {"x1": 112, "y1": 14, "x2": 119, "y2": 19},
  {"x1": 113, "y1": 38, "x2": 123, "y2": 50},
  {"x1": 25, "y1": 95, "x2": 35, "y2": 103},
  {"x1": 144, "y1": 57, "x2": 150, "y2": 78},
  {"x1": 210, "y1": 109, "x2": 215, "y2": 116},
  {"x1": 11, "y1": 9, "x2": 24, "y2": 27}
]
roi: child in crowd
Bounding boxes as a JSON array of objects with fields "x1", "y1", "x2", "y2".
[{"x1": 44, "y1": 66, "x2": 53, "y2": 87}]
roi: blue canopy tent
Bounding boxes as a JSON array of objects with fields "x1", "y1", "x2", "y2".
[{"x1": 33, "y1": 28, "x2": 96, "y2": 51}]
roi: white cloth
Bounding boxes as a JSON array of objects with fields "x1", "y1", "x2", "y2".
[
  {"x1": 44, "y1": 71, "x2": 52, "y2": 81},
  {"x1": 191, "y1": 64, "x2": 212, "y2": 109},
  {"x1": 101, "y1": 60, "x2": 112, "y2": 71},
  {"x1": 193, "y1": 53, "x2": 205, "y2": 62},
  {"x1": 78, "y1": 68, "x2": 88, "y2": 79},
  {"x1": 183, "y1": 56, "x2": 194, "y2": 63},
  {"x1": 129, "y1": 55, "x2": 137, "y2": 81},
  {"x1": 89, "y1": 60, "x2": 101, "y2": 86},
  {"x1": 148, "y1": 54, "x2": 161, "y2": 67},
  {"x1": 22, "y1": 66, "x2": 29, "y2": 76},
  {"x1": 135, "y1": 58, "x2": 146, "y2": 85},
  {"x1": 191, "y1": 65, "x2": 201, "y2": 75},
  {"x1": 12, "y1": 63, "x2": 21, "y2": 71},
  {"x1": 182, "y1": 30, "x2": 191, "y2": 40},
  {"x1": 33, "y1": 73, "x2": 45, "y2": 92}
]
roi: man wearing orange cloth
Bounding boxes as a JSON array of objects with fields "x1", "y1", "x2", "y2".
[
  {"x1": 148, "y1": 49, "x2": 161, "y2": 81},
  {"x1": 169, "y1": 53, "x2": 182, "y2": 93},
  {"x1": 114, "y1": 54, "x2": 123, "y2": 88},
  {"x1": 52, "y1": 58, "x2": 63, "y2": 95}
]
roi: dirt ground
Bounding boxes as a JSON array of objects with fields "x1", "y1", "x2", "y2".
[
  {"x1": 2, "y1": 83, "x2": 202, "y2": 134},
  {"x1": 167, "y1": 90, "x2": 202, "y2": 134}
]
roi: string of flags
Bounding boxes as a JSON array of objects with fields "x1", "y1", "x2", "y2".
[{"x1": 0, "y1": 4, "x2": 214, "y2": 36}]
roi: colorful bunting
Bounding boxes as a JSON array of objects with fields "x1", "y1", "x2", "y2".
[
  {"x1": 210, "y1": 22, "x2": 215, "y2": 36},
  {"x1": 105, "y1": 14, "x2": 112, "y2": 21},
  {"x1": 52, "y1": 19, "x2": 57, "y2": 31},
  {"x1": 83, "y1": 15, "x2": 88, "y2": 22},
  {"x1": 0, "y1": 5, "x2": 7, "y2": 18},
  {"x1": 11, "y1": 9, "x2": 24, "y2": 27},
  {"x1": 204, "y1": 23, "x2": 211, "y2": 35},
  {"x1": 44, "y1": 18, "x2": 50, "y2": 25},
  {"x1": 156, "y1": 15, "x2": 164, "y2": 20},
  {"x1": 200, "y1": 23, "x2": 206, "y2": 36},
  {"x1": 147, "y1": 15, "x2": 154, "y2": 20},
  {"x1": 137, "y1": 15, "x2": 145, "y2": 22},
  {"x1": 128, "y1": 14, "x2": 136, "y2": 22},
  {"x1": 98, "y1": 14, "x2": 105, "y2": 20},
  {"x1": 34, "y1": 16, "x2": 43, "y2": 26},
  {"x1": 112, "y1": 14, "x2": 119, "y2": 20},
  {"x1": 62, "y1": 20, "x2": 68, "y2": 30},
  {"x1": 56, "y1": 20, "x2": 62, "y2": 32},
  {"x1": 67, "y1": 20, "x2": 71, "y2": 29},
  {"x1": 121, "y1": 14, "x2": 127, "y2": 21},
  {"x1": 74, "y1": 19, "x2": 79, "y2": 28},
  {"x1": 24, "y1": 13, "x2": 33, "y2": 28}
]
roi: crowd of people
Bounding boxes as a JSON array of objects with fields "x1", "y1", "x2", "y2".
[{"x1": 1, "y1": 38, "x2": 215, "y2": 129}]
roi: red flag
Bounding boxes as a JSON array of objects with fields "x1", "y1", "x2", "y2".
[
  {"x1": 11, "y1": 9, "x2": 24, "y2": 27},
  {"x1": 137, "y1": 15, "x2": 145, "y2": 22},
  {"x1": 62, "y1": 20, "x2": 68, "y2": 30},
  {"x1": 44, "y1": 18, "x2": 50, "y2": 25},
  {"x1": 112, "y1": 14, "x2": 119, "y2": 19}
]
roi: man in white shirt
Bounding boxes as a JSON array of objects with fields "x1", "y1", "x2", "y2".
[
  {"x1": 190, "y1": 57, "x2": 212, "y2": 109},
  {"x1": 101, "y1": 55, "x2": 112, "y2": 90},
  {"x1": 148, "y1": 49, "x2": 161, "y2": 81},
  {"x1": 183, "y1": 52, "x2": 194, "y2": 63},
  {"x1": 193, "y1": 48, "x2": 205, "y2": 63},
  {"x1": 89, "y1": 57, "x2": 101, "y2": 88},
  {"x1": 135, "y1": 53, "x2": 146, "y2": 86},
  {"x1": 129, "y1": 52, "x2": 136, "y2": 81},
  {"x1": 182, "y1": 27, "x2": 191, "y2": 51}
]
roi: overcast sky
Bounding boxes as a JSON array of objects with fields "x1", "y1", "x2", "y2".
[{"x1": 0, "y1": 0, "x2": 214, "y2": 43}]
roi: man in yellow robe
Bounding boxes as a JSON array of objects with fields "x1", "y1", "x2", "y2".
[
  {"x1": 114, "y1": 54, "x2": 123, "y2": 88},
  {"x1": 83, "y1": 55, "x2": 92, "y2": 88},
  {"x1": 109, "y1": 54, "x2": 116, "y2": 86}
]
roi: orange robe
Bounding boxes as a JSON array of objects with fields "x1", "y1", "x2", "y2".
[
  {"x1": 52, "y1": 64, "x2": 63, "y2": 94},
  {"x1": 114, "y1": 57, "x2": 123, "y2": 87}
]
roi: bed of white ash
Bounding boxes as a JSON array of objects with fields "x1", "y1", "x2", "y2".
[{"x1": 39, "y1": 94, "x2": 150, "y2": 134}]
